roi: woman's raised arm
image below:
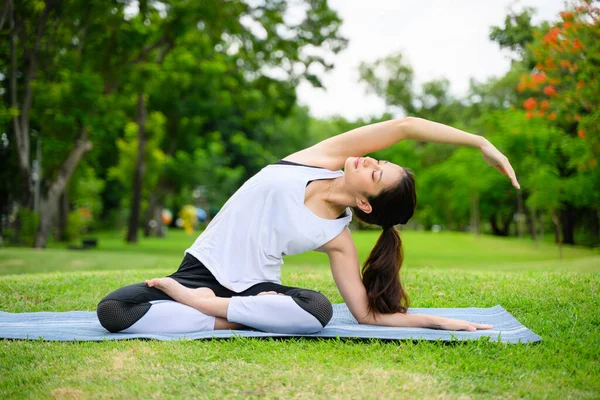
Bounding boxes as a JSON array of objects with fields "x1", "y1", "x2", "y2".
[
  {"x1": 398, "y1": 117, "x2": 520, "y2": 188},
  {"x1": 288, "y1": 117, "x2": 519, "y2": 189},
  {"x1": 311, "y1": 116, "x2": 484, "y2": 163}
]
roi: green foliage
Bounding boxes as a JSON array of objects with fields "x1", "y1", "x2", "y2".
[
  {"x1": 1, "y1": 0, "x2": 597, "y2": 246},
  {"x1": 64, "y1": 210, "x2": 86, "y2": 243},
  {"x1": 351, "y1": 9, "x2": 599, "y2": 244},
  {"x1": 165, "y1": 137, "x2": 246, "y2": 208},
  {"x1": 108, "y1": 111, "x2": 167, "y2": 210},
  {"x1": 359, "y1": 53, "x2": 416, "y2": 115},
  {"x1": 489, "y1": 7, "x2": 536, "y2": 56},
  {"x1": 1, "y1": 0, "x2": 348, "y2": 242},
  {"x1": 5, "y1": 209, "x2": 40, "y2": 247},
  {"x1": 69, "y1": 165, "x2": 106, "y2": 225},
  {"x1": 517, "y1": 1, "x2": 600, "y2": 212}
]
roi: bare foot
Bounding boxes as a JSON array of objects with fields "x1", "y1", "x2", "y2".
[
  {"x1": 145, "y1": 277, "x2": 215, "y2": 303},
  {"x1": 145, "y1": 277, "x2": 174, "y2": 290}
]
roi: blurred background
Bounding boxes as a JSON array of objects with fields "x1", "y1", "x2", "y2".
[{"x1": 0, "y1": 0, "x2": 598, "y2": 250}]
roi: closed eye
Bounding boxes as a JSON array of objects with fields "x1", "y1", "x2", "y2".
[
  {"x1": 372, "y1": 160, "x2": 383, "y2": 181},
  {"x1": 374, "y1": 160, "x2": 388, "y2": 183}
]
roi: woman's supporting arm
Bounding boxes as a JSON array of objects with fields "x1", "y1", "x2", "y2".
[
  {"x1": 360, "y1": 310, "x2": 492, "y2": 331},
  {"x1": 322, "y1": 228, "x2": 492, "y2": 331}
]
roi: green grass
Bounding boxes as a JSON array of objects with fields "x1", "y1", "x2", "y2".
[{"x1": 1, "y1": 230, "x2": 599, "y2": 399}]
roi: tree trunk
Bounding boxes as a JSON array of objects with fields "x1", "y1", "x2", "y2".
[
  {"x1": 36, "y1": 193, "x2": 59, "y2": 248},
  {"x1": 34, "y1": 129, "x2": 92, "y2": 248},
  {"x1": 540, "y1": 211, "x2": 544, "y2": 243},
  {"x1": 151, "y1": 177, "x2": 171, "y2": 237},
  {"x1": 489, "y1": 214, "x2": 501, "y2": 235},
  {"x1": 10, "y1": 5, "x2": 31, "y2": 208},
  {"x1": 527, "y1": 206, "x2": 538, "y2": 247},
  {"x1": 126, "y1": 93, "x2": 147, "y2": 243},
  {"x1": 56, "y1": 190, "x2": 69, "y2": 242},
  {"x1": 154, "y1": 204, "x2": 165, "y2": 237},
  {"x1": 9, "y1": 1, "x2": 52, "y2": 211},
  {"x1": 470, "y1": 191, "x2": 480, "y2": 236},
  {"x1": 143, "y1": 193, "x2": 155, "y2": 237},
  {"x1": 143, "y1": 199, "x2": 165, "y2": 238},
  {"x1": 516, "y1": 190, "x2": 525, "y2": 239},
  {"x1": 592, "y1": 208, "x2": 600, "y2": 245},
  {"x1": 550, "y1": 209, "x2": 562, "y2": 260},
  {"x1": 502, "y1": 213, "x2": 512, "y2": 236},
  {"x1": 0, "y1": 0, "x2": 11, "y2": 30},
  {"x1": 489, "y1": 212, "x2": 512, "y2": 236},
  {"x1": 560, "y1": 204, "x2": 576, "y2": 245}
]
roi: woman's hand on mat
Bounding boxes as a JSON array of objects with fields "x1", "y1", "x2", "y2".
[
  {"x1": 437, "y1": 318, "x2": 493, "y2": 331},
  {"x1": 479, "y1": 140, "x2": 520, "y2": 190}
]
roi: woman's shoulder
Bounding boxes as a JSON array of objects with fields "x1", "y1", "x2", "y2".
[
  {"x1": 268, "y1": 159, "x2": 344, "y2": 180},
  {"x1": 272, "y1": 159, "x2": 324, "y2": 169},
  {"x1": 281, "y1": 147, "x2": 344, "y2": 171}
]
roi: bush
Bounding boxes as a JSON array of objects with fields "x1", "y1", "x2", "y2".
[{"x1": 3, "y1": 208, "x2": 40, "y2": 247}]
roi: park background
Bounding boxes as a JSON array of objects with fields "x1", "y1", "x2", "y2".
[
  {"x1": 1, "y1": 0, "x2": 599, "y2": 398},
  {"x1": 0, "y1": 0, "x2": 598, "y2": 249}
]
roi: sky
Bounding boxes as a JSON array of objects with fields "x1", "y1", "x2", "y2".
[{"x1": 295, "y1": 0, "x2": 567, "y2": 120}]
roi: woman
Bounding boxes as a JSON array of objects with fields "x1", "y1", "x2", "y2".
[{"x1": 97, "y1": 117, "x2": 520, "y2": 334}]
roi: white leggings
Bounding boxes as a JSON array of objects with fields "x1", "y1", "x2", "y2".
[
  {"x1": 97, "y1": 255, "x2": 333, "y2": 335},
  {"x1": 97, "y1": 254, "x2": 333, "y2": 334},
  {"x1": 118, "y1": 292, "x2": 329, "y2": 334}
]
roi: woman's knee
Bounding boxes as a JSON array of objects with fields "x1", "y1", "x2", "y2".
[
  {"x1": 226, "y1": 291, "x2": 332, "y2": 334},
  {"x1": 96, "y1": 299, "x2": 151, "y2": 333},
  {"x1": 286, "y1": 289, "x2": 333, "y2": 328},
  {"x1": 96, "y1": 282, "x2": 169, "y2": 333},
  {"x1": 97, "y1": 299, "x2": 216, "y2": 334}
]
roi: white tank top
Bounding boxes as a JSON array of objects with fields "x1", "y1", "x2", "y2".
[{"x1": 185, "y1": 161, "x2": 352, "y2": 292}]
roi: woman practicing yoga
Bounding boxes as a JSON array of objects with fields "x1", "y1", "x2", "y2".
[{"x1": 97, "y1": 117, "x2": 520, "y2": 334}]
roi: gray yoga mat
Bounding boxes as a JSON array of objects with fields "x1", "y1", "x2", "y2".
[{"x1": 0, "y1": 304, "x2": 541, "y2": 343}]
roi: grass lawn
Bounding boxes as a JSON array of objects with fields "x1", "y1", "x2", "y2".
[{"x1": 1, "y1": 229, "x2": 599, "y2": 399}]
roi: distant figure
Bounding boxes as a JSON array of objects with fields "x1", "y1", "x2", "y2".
[
  {"x1": 179, "y1": 205, "x2": 197, "y2": 235},
  {"x1": 97, "y1": 117, "x2": 519, "y2": 334}
]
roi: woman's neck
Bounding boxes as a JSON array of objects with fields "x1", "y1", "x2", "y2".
[{"x1": 323, "y1": 177, "x2": 356, "y2": 215}]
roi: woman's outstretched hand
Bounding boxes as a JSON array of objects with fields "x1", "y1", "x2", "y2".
[
  {"x1": 480, "y1": 139, "x2": 520, "y2": 190},
  {"x1": 436, "y1": 317, "x2": 493, "y2": 332}
]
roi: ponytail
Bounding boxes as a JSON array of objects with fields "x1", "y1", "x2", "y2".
[
  {"x1": 361, "y1": 226, "x2": 409, "y2": 315},
  {"x1": 352, "y1": 166, "x2": 416, "y2": 316}
]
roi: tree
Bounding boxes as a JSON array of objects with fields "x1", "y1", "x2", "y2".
[
  {"x1": 1, "y1": 0, "x2": 111, "y2": 247},
  {"x1": 116, "y1": 0, "x2": 348, "y2": 243},
  {"x1": 489, "y1": 6, "x2": 537, "y2": 57},
  {"x1": 1, "y1": 0, "x2": 349, "y2": 246},
  {"x1": 515, "y1": 0, "x2": 600, "y2": 245}
]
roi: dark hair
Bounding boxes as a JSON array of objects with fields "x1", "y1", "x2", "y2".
[{"x1": 352, "y1": 167, "x2": 416, "y2": 315}]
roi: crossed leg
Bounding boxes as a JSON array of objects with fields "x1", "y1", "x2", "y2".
[
  {"x1": 145, "y1": 277, "x2": 332, "y2": 334},
  {"x1": 145, "y1": 277, "x2": 282, "y2": 330},
  {"x1": 97, "y1": 251, "x2": 333, "y2": 335}
]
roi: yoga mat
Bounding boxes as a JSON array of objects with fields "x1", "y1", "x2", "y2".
[{"x1": 0, "y1": 304, "x2": 541, "y2": 343}]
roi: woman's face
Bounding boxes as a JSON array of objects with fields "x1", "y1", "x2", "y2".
[{"x1": 344, "y1": 156, "x2": 404, "y2": 198}]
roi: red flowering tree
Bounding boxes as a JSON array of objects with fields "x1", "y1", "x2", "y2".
[
  {"x1": 516, "y1": 0, "x2": 600, "y2": 244},
  {"x1": 518, "y1": 1, "x2": 598, "y2": 158}
]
